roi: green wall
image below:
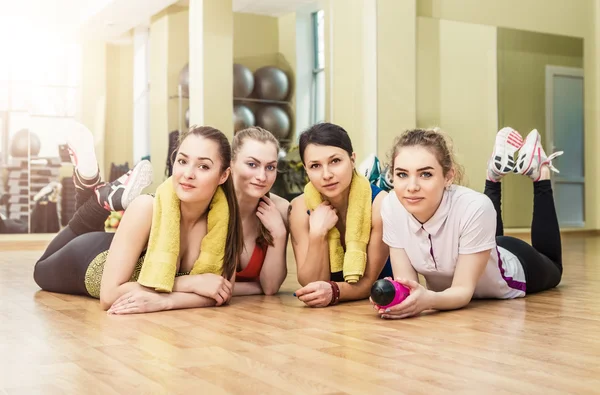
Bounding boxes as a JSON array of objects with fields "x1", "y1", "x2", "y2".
[{"x1": 497, "y1": 28, "x2": 583, "y2": 228}]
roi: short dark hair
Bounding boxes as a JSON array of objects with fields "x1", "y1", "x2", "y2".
[{"x1": 298, "y1": 122, "x2": 354, "y2": 164}]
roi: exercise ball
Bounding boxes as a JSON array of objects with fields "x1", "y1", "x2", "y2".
[
  {"x1": 179, "y1": 64, "x2": 189, "y2": 96},
  {"x1": 185, "y1": 108, "x2": 190, "y2": 128},
  {"x1": 233, "y1": 64, "x2": 254, "y2": 98},
  {"x1": 256, "y1": 106, "x2": 290, "y2": 140},
  {"x1": 253, "y1": 66, "x2": 289, "y2": 101},
  {"x1": 10, "y1": 129, "x2": 41, "y2": 157},
  {"x1": 233, "y1": 104, "x2": 255, "y2": 132}
]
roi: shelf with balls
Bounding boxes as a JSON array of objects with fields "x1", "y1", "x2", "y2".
[
  {"x1": 232, "y1": 53, "x2": 295, "y2": 145},
  {"x1": 232, "y1": 55, "x2": 303, "y2": 201}
]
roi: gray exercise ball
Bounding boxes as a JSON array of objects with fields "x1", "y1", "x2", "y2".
[
  {"x1": 10, "y1": 129, "x2": 41, "y2": 157},
  {"x1": 185, "y1": 108, "x2": 190, "y2": 128},
  {"x1": 179, "y1": 64, "x2": 189, "y2": 96},
  {"x1": 253, "y1": 66, "x2": 289, "y2": 101},
  {"x1": 233, "y1": 104, "x2": 256, "y2": 132},
  {"x1": 233, "y1": 64, "x2": 254, "y2": 98},
  {"x1": 256, "y1": 106, "x2": 290, "y2": 140}
]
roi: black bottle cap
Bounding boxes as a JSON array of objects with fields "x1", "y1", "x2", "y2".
[{"x1": 370, "y1": 279, "x2": 396, "y2": 306}]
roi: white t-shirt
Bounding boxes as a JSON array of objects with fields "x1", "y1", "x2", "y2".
[{"x1": 381, "y1": 185, "x2": 526, "y2": 299}]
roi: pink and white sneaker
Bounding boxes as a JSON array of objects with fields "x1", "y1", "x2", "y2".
[
  {"x1": 95, "y1": 160, "x2": 153, "y2": 212},
  {"x1": 514, "y1": 129, "x2": 564, "y2": 181},
  {"x1": 487, "y1": 127, "x2": 524, "y2": 182}
]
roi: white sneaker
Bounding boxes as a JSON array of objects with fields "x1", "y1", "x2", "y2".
[
  {"x1": 514, "y1": 129, "x2": 564, "y2": 181},
  {"x1": 67, "y1": 121, "x2": 100, "y2": 189},
  {"x1": 487, "y1": 127, "x2": 524, "y2": 182}
]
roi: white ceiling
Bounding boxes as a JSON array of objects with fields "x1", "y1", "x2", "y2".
[
  {"x1": 80, "y1": 0, "x2": 179, "y2": 41},
  {"x1": 232, "y1": 0, "x2": 319, "y2": 17},
  {"x1": 176, "y1": 0, "x2": 317, "y2": 17},
  {"x1": 0, "y1": 0, "x2": 318, "y2": 43}
]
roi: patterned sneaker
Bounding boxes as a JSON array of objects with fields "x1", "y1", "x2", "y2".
[
  {"x1": 67, "y1": 121, "x2": 101, "y2": 190},
  {"x1": 514, "y1": 129, "x2": 564, "y2": 182},
  {"x1": 95, "y1": 160, "x2": 153, "y2": 212},
  {"x1": 358, "y1": 154, "x2": 381, "y2": 184},
  {"x1": 487, "y1": 127, "x2": 524, "y2": 182},
  {"x1": 378, "y1": 165, "x2": 394, "y2": 192}
]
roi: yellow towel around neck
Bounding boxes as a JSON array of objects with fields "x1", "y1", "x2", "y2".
[
  {"x1": 137, "y1": 177, "x2": 229, "y2": 292},
  {"x1": 304, "y1": 173, "x2": 372, "y2": 283}
]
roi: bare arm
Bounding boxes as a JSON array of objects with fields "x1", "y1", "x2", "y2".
[
  {"x1": 232, "y1": 281, "x2": 264, "y2": 296},
  {"x1": 100, "y1": 195, "x2": 154, "y2": 310},
  {"x1": 427, "y1": 250, "x2": 491, "y2": 310},
  {"x1": 258, "y1": 195, "x2": 289, "y2": 295},
  {"x1": 378, "y1": 249, "x2": 491, "y2": 319},
  {"x1": 171, "y1": 267, "x2": 236, "y2": 306},
  {"x1": 389, "y1": 247, "x2": 419, "y2": 283},
  {"x1": 163, "y1": 292, "x2": 217, "y2": 309},
  {"x1": 289, "y1": 196, "x2": 330, "y2": 286},
  {"x1": 337, "y1": 192, "x2": 390, "y2": 301}
]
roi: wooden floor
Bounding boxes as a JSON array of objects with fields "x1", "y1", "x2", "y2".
[{"x1": 1, "y1": 234, "x2": 599, "y2": 394}]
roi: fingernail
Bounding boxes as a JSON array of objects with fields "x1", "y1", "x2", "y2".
[
  {"x1": 293, "y1": 292, "x2": 297, "y2": 297},
  {"x1": 385, "y1": 309, "x2": 390, "y2": 313}
]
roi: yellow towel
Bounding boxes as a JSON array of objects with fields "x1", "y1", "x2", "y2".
[
  {"x1": 304, "y1": 173, "x2": 372, "y2": 283},
  {"x1": 137, "y1": 177, "x2": 229, "y2": 292}
]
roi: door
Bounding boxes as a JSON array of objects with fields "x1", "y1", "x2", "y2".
[{"x1": 545, "y1": 66, "x2": 585, "y2": 227}]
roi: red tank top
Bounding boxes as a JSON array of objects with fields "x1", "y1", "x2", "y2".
[{"x1": 236, "y1": 244, "x2": 267, "y2": 282}]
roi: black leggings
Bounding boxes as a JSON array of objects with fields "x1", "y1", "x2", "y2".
[
  {"x1": 33, "y1": 188, "x2": 115, "y2": 296},
  {"x1": 484, "y1": 180, "x2": 562, "y2": 294}
]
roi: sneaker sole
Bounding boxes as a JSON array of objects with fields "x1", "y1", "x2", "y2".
[
  {"x1": 120, "y1": 161, "x2": 153, "y2": 209},
  {"x1": 67, "y1": 126, "x2": 99, "y2": 180},
  {"x1": 491, "y1": 129, "x2": 522, "y2": 175},
  {"x1": 516, "y1": 132, "x2": 540, "y2": 176}
]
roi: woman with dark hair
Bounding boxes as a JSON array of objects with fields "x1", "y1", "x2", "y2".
[
  {"x1": 288, "y1": 122, "x2": 392, "y2": 307},
  {"x1": 33, "y1": 122, "x2": 243, "y2": 314}
]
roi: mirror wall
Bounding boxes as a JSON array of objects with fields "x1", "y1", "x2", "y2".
[
  {"x1": 417, "y1": 17, "x2": 584, "y2": 228},
  {"x1": 0, "y1": 44, "x2": 79, "y2": 234}
]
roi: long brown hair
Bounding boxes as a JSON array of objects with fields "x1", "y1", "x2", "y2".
[
  {"x1": 388, "y1": 128, "x2": 465, "y2": 185},
  {"x1": 174, "y1": 126, "x2": 243, "y2": 279},
  {"x1": 232, "y1": 126, "x2": 280, "y2": 248}
]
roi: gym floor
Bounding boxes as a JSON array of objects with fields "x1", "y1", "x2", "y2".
[{"x1": 1, "y1": 233, "x2": 598, "y2": 394}]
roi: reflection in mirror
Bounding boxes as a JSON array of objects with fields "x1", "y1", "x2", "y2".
[
  {"x1": 417, "y1": 18, "x2": 584, "y2": 229},
  {"x1": 0, "y1": 42, "x2": 81, "y2": 234},
  {"x1": 497, "y1": 28, "x2": 584, "y2": 228}
]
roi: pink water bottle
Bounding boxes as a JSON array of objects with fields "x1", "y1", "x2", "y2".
[{"x1": 370, "y1": 278, "x2": 410, "y2": 309}]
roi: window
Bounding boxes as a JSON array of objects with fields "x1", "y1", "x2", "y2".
[{"x1": 311, "y1": 10, "x2": 325, "y2": 125}]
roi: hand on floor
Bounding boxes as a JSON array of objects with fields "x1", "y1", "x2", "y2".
[
  {"x1": 107, "y1": 289, "x2": 168, "y2": 315},
  {"x1": 377, "y1": 279, "x2": 430, "y2": 319},
  {"x1": 295, "y1": 281, "x2": 332, "y2": 308}
]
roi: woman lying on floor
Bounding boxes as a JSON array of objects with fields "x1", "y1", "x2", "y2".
[
  {"x1": 33, "y1": 123, "x2": 243, "y2": 314},
  {"x1": 375, "y1": 127, "x2": 564, "y2": 319},
  {"x1": 288, "y1": 122, "x2": 393, "y2": 308},
  {"x1": 229, "y1": 127, "x2": 289, "y2": 296}
]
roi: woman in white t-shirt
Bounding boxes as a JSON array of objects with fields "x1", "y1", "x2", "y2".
[{"x1": 376, "y1": 127, "x2": 564, "y2": 319}]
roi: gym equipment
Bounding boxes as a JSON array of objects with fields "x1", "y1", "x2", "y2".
[
  {"x1": 255, "y1": 105, "x2": 290, "y2": 140},
  {"x1": 10, "y1": 129, "x2": 41, "y2": 157},
  {"x1": 253, "y1": 66, "x2": 289, "y2": 101},
  {"x1": 370, "y1": 278, "x2": 411, "y2": 309},
  {"x1": 233, "y1": 63, "x2": 254, "y2": 98},
  {"x1": 233, "y1": 104, "x2": 255, "y2": 132}
]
